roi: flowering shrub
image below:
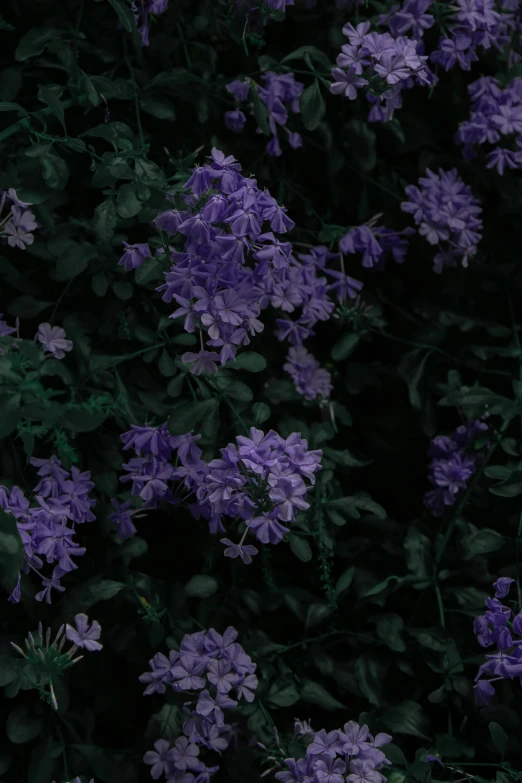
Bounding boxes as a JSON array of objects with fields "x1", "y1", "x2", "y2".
[{"x1": 1, "y1": 1, "x2": 522, "y2": 782}]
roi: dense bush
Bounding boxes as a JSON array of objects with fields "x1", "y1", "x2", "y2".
[{"x1": 1, "y1": 0, "x2": 522, "y2": 782}]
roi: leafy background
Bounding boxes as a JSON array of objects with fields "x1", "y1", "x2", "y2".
[{"x1": 1, "y1": 0, "x2": 522, "y2": 781}]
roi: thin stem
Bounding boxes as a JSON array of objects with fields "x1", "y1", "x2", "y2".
[
  {"x1": 433, "y1": 579, "x2": 446, "y2": 627},
  {"x1": 49, "y1": 279, "x2": 74, "y2": 325}
]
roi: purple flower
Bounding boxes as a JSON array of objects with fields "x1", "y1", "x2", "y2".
[
  {"x1": 118, "y1": 241, "x2": 150, "y2": 271},
  {"x1": 182, "y1": 351, "x2": 221, "y2": 376},
  {"x1": 65, "y1": 613, "x2": 103, "y2": 651},
  {"x1": 144, "y1": 739, "x2": 174, "y2": 780},
  {"x1": 493, "y1": 577, "x2": 515, "y2": 599},
  {"x1": 4, "y1": 205, "x2": 38, "y2": 249},
  {"x1": 225, "y1": 110, "x2": 247, "y2": 133},
  {"x1": 346, "y1": 759, "x2": 383, "y2": 783},
  {"x1": 170, "y1": 736, "x2": 201, "y2": 771},
  {"x1": 221, "y1": 538, "x2": 259, "y2": 565},
  {"x1": 36, "y1": 323, "x2": 73, "y2": 359}
]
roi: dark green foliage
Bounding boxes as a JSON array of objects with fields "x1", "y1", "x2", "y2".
[{"x1": 1, "y1": 1, "x2": 522, "y2": 783}]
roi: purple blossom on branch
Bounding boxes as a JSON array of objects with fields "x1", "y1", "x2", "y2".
[
  {"x1": 330, "y1": 21, "x2": 436, "y2": 122},
  {"x1": 276, "y1": 721, "x2": 392, "y2": 783},
  {"x1": 141, "y1": 627, "x2": 258, "y2": 782},
  {"x1": 0, "y1": 455, "x2": 97, "y2": 603},
  {"x1": 401, "y1": 168, "x2": 483, "y2": 272},
  {"x1": 424, "y1": 419, "x2": 488, "y2": 516}
]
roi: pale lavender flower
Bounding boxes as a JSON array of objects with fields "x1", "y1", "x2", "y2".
[{"x1": 36, "y1": 323, "x2": 73, "y2": 359}]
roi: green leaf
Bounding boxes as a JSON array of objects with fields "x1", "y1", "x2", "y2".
[
  {"x1": 222, "y1": 381, "x2": 253, "y2": 402},
  {"x1": 0, "y1": 394, "x2": 21, "y2": 442},
  {"x1": 7, "y1": 705, "x2": 43, "y2": 744},
  {"x1": 0, "y1": 508, "x2": 24, "y2": 595},
  {"x1": 56, "y1": 245, "x2": 94, "y2": 280},
  {"x1": 168, "y1": 399, "x2": 217, "y2": 435},
  {"x1": 362, "y1": 574, "x2": 418, "y2": 598},
  {"x1": 346, "y1": 119, "x2": 377, "y2": 172},
  {"x1": 282, "y1": 45, "x2": 334, "y2": 71},
  {"x1": 184, "y1": 575, "x2": 218, "y2": 599},
  {"x1": 383, "y1": 700, "x2": 431, "y2": 740},
  {"x1": 112, "y1": 281, "x2": 134, "y2": 300},
  {"x1": 15, "y1": 28, "x2": 63, "y2": 61},
  {"x1": 135, "y1": 257, "x2": 162, "y2": 285},
  {"x1": 250, "y1": 83, "x2": 270, "y2": 136},
  {"x1": 65, "y1": 579, "x2": 125, "y2": 614},
  {"x1": 0, "y1": 655, "x2": 22, "y2": 687},
  {"x1": 0, "y1": 101, "x2": 29, "y2": 117},
  {"x1": 372, "y1": 613, "x2": 406, "y2": 652},
  {"x1": 267, "y1": 681, "x2": 300, "y2": 708},
  {"x1": 41, "y1": 152, "x2": 69, "y2": 190},
  {"x1": 399, "y1": 349, "x2": 431, "y2": 410},
  {"x1": 140, "y1": 97, "x2": 176, "y2": 119},
  {"x1": 355, "y1": 655, "x2": 384, "y2": 707},
  {"x1": 335, "y1": 566, "x2": 355, "y2": 596},
  {"x1": 37, "y1": 85, "x2": 66, "y2": 133},
  {"x1": 289, "y1": 534, "x2": 313, "y2": 562},
  {"x1": 322, "y1": 446, "x2": 372, "y2": 468},
  {"x1": 489, "y1": 469, "x2": 522, "y2": 497},
  {"x1": 117, "y1": 184, "x2": 142, "y2": 218},
  {"x1": 8, "y1": 296, "x2": 53, "y2": 318},
  {"x1": 489, "y1": 722, "x2": 508, "y2": 758},
  {"x1": 305, "y1": 602, "x2": 332, "y2": 630},
  {"x1": 64, "y1": 409, "x2": 108, "y2": 433},
  {"x1": 107, "y1": 0, "x2": 136, "y2": 32},
  {"x1": 252, "y1": 401, "x2": 271, "y2": 426},
  {"x1": 300, "y1": 679, "x2": 345, "y2": 710},
  {"x1": 80, "y1": 69, "x2": 100, "y2": 106},
  {"x1": 462, "y1": 528, "x2": 505, "y2": 556},
  {"x1": 404, "y1": 527, "x2": 432, "y2": 578},
  {"x1": 331, "y1": 333, "x2": 361, "y2": 361},
  {"x1": 299, "y1": 79, "x2": 326, "y2": 131},
  {"x1": 230, "y1": 352, "x2": 267, "y2": 372},
  {"x1": 145, "y1": 704, "x2": 182, "y2": 743},
  {"x1": 93, "y1": 199, "x2": 118, "y2": 242}
]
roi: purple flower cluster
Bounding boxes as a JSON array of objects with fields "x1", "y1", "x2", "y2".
[
  {"x1": 114, "y1": 423, "x2": 322, "y2": 562},
  {"x1": 0, "y1": 455, "x2": 96, "y2": 603},
  {"x1": 456, "y1": 76, "x2": 522, "y2": 174},
  {"x1": 473, "y1": 577, "x2": 522, "y2": 705},
  {"x1": 260, "y1": 245, "x2": 363, "y2": 347},
  {"x1": 284, "y1": 346, "x2": 332, "y2": 401},
  {"x1": 141, "y1": 627, "x2": 258, "y2": 783},
  {"x1": 401, "y1": 168, "x2": 483, "y2": 272},
  {"x1": 131, "y1": 0, "x2": 169, "y2": 46},
  {"x1": 424, "y1": 419, "x2": 488, "y2": 516},
  {"x1": 380, "y1": 0, "x2": 435, "y2": 40},
  {"x1": 147, "y1": 148, "x2": 300, "y2": 372},
  {"x1": 0, "y1": 188, "x2": 39, "y2": 250},
  {"x1": 330, "y1": 20, "x2": 435, "y2": 122},
  {"x1": 339, "y1": 217, "x2": 415, "y2": 269},
  {"x1": 113, "y1": 424, "x2": 208, "y2": 535},
  {"x1": 430, "y1": 0, "x2": 517, "y2": 73},
  {"x1": 225, "y1": 73, "x2": 304, "y2": 156},
  {"x1": 275, "y1": 721, "x2": 393, "y2": 783},
  {"x1": 119, "y1": 151, "x2": 364, "y2": 364},
  {"x1": 196, "y1": 428, "x2": 322, "y2": 561},
  {"x1": 36, "y1": 323, "x2": 73, "y2": 360}
]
